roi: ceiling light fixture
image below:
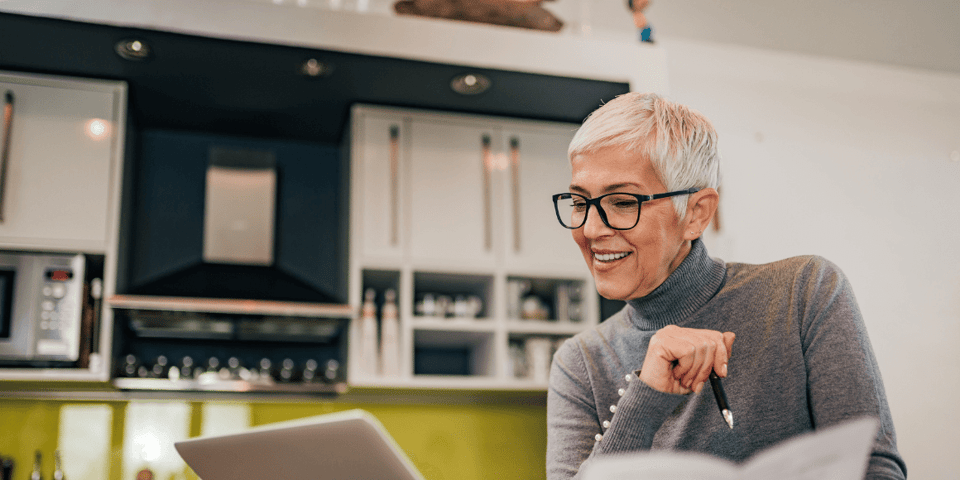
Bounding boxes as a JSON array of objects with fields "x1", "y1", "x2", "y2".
[
  {"x1": 451, "y1": 73, "x2": 491, "y2": 95},
  {"x1": 115, "y1": 39, "x2": 151, "y2": 61}
]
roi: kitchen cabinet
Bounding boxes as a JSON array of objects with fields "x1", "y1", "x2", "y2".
[
  {"x1": 406, "y1": 118, "x2": 498, "y2": 267},
  {"x1": 0, "y1": 71, "x2": 125, "y2": 383},
  {"x1": 500, "y1": 124, "x2": 585, "y2": 273},
  {"x1": 348, "y1": 106, "x2": 597, "y2": 390},
  {"x1": 351, "y1": 105, "x2": 583, "y2": 271},
  {"x1": 351, "y1": 112, "x2": 407, "y2": 262},
  {"x1": 0, "y1": 71, "x2": 126, "y2": 253}
]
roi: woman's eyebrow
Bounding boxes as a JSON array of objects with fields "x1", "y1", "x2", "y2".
[{"x1": 568, "y1": 183, "x2": 640, "y2": 195}]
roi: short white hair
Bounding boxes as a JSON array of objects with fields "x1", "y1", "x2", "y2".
[{"x1": 568, "y1": 92, "x2": 721, "y2": 218}]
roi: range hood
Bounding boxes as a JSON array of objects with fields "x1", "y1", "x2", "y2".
[{"x1": 124, "y1": 130, "x2": 348, "y2": 304}]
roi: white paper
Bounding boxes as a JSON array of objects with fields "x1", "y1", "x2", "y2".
[{"x1": 582, "y1": 417, "x2": 879, "y2": 480}]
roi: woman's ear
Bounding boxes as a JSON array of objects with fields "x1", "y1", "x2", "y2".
[{"x1": 683, "y1": 188, "x2": 719, "y2": 239}]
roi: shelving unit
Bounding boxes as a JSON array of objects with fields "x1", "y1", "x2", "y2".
[{"x1": 348, "y1": 106, "x2": 598, "y2": 390}]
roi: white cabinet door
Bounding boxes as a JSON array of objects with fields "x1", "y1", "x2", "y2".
[
  {"x1": 501, "y1": 124, "x2": 586, "y2": 273},
  {"x1": 0, "y1": 72, "x2": 125, "y2": 252},
  {"x1": 352, "y1": 111, "x2": 406, "y2": 261},
  {"x1": 407, "y1": 117, "x2": 499, "y2": 266}
]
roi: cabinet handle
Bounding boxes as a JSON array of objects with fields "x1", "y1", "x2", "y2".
[
  {"x1": 481, "y1": 134, "x2": 492, "y2": 251},
  {"x1": 389, "y1": 124, "x2": 400, "y2": 246},
  {"x1": 510, "y1": 136, "x2": 521, "y2": 253},
  {"x1": 0, "y1": 91, "x2": 14, "y2": 223}
]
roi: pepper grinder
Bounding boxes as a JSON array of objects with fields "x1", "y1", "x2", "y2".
[
  {"x1": 30, "y1": 451, "x2": 41, "y2": 480},
  {"x1": 52, "y1": 451, "x2": 64, "y2": 480}
]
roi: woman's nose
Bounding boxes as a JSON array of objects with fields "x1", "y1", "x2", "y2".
[{"x1": 582, "y1": 206, "x2": 613, "y2": 238}]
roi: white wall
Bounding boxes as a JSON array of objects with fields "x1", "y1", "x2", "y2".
[{"x1": 665, "y1": 39, "x2": 960, "y2": 478}]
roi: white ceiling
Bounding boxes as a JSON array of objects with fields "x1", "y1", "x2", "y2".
[
  {"x1": 581, "y1": 0, "x2": 960, "y2": 74},
  {"x1": 2, "y1": 0, "x2": 957, "y2": 74}
]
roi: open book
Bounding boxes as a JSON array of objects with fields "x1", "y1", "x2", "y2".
[{"x1": 581, "y1": 417, "x2": 879, "y2": 480}]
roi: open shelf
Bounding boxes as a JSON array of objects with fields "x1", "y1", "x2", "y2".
[
  {"x1": 413, "y1": 329, "x2": 496, "y2": 378},
  {"x1": 413, "y1": 271, "x2": 492, "y2": 320}
]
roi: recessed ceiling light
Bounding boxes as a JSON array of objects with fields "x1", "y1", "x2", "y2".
[
  {"x1": 300, "y1": 58, "x2": 332, "y2": 78},
  {"x1": 115, "y1": 39, "x2": 151, "y2": 61},
  {"x1": 451, "y1": 73, "x2": 491, "y2": 95}
]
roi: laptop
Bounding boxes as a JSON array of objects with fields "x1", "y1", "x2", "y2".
[{"x1": 174, "y1": 409, "x2": 425, "y2": 480}]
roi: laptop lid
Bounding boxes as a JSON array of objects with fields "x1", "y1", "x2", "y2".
[{"x1": 174, "y1": 409, "x2": 424, "y2": 480}]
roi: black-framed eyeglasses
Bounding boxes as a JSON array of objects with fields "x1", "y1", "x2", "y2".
[{"x1": 552, "y1": 188, "x2": 700, "y2": 230}]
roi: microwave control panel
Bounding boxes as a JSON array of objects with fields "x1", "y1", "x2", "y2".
[{"x1": 35, "y1": 262, "x2": 84, "y2": 358}]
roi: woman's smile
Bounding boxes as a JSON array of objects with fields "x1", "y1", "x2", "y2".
[{"x1": 594, "y1": 251, "x2": 631, "y2": 263}]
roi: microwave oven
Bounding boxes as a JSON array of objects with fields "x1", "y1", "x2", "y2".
[{"x1": 0, "y1": 252, "x2": 87, "y2": 364}]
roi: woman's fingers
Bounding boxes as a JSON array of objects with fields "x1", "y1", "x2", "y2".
[
  {"x1": 723, "y1": 332, "x2": 736, "y2": 363},
  {"x1": 690, "y1": 340, "x2": 716, "y2": 389},
  {"x1": 641, "y1": 325, "x2": 736, "y2": 395},
  {"x1": 714, "y1": 331, "x2": 735, "y2": 378}
]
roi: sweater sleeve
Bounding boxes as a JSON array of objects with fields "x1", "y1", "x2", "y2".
[
  {"x1": 797, "y1": 257, "x2": 907, "y2": 479},
  {"x1": 546, "y1": 336, "x2": 685, "y2": 480}
]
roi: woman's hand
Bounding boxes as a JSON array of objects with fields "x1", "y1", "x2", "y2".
[{"x1": 638, "y1": 325, "x2": 735, "y2": 395}]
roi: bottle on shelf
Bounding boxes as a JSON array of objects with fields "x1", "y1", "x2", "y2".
[
  {"x1": 525, "y1": 336, "x2": 553, "y2": 383},
  {"x1": 508, "y1": 340, "x2": 527, "y2": 379},
  {"x1": 380, "y1": 288, "x2": 400, "y2": 377},
  {"x1": 358, "y1": 288, "x2": 380, "y2": 376}
]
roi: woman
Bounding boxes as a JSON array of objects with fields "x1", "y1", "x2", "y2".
[{"x1": 546, "y1": 92, "x2": 906, "y2": 478}]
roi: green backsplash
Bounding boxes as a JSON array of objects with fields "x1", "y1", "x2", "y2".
[{"x1": 0, "y1": 393, "x2": 547, "y2": 480}]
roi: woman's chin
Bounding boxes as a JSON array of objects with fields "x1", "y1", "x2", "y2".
[{"x1": 595, "y1": 282, "x2": 630, "y2": 302}]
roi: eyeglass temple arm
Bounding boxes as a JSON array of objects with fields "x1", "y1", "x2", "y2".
[{"x1": 650, "y1": 187, "x2": 700, "y2": 200}]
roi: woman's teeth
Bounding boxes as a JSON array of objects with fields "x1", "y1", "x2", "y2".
[{"x1": 595, "y1": 252, "x2": 629, "y2": 262}]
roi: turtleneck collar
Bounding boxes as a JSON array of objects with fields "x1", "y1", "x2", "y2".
[{"x1": 625, "y1": 238, "x2": 726, "y2": 331}]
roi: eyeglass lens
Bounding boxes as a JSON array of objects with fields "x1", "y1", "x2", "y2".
[{"x1": 556, "y1": 193, "x2": 641, "y2": 230}]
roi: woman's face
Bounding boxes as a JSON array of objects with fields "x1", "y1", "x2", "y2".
[{"x1": 569, "y1": 145, "x2": 692, "y2": 301}]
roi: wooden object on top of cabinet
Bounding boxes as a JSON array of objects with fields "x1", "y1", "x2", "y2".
[
  {"x1": 348, "y1": 105, "x2": 597, "y2": 391},
  {"x1": 0, "y1": 71, "x2": 126, "y2": 254}
]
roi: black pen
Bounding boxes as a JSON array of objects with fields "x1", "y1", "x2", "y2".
[{"x1": 709, "y1": 371, "x2": 734, "y2": 429}]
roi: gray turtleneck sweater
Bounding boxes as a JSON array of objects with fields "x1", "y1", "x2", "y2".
[{"x1": 546, "y1": 239, "x2": 906, "y2": 479}]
